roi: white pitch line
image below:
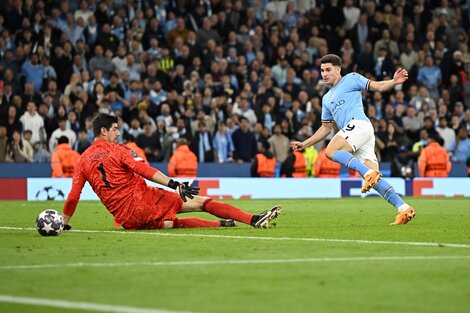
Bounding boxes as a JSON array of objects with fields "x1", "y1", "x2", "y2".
[
  {"x1": 0, "y1": 256, "x2": 469, "y2": 270},
  {"x1": 1, "y1": 226, "x2": 470, "y2": 249},
  {"x1": 0, "y1": 294, "x2": 197, "y2": 313}
]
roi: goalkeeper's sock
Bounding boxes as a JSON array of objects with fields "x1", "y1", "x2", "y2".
[
  {"x1": 332, "y1": 150, "x2": 371, "y2": 177},
  {"x1": 203, "y1": 199, "x2": 253, "y2": 224},
  {"x1": 173, "y1": 218, "x2": 220, "y2": 228},
  {"x1": 373, "y1": 179, "x2": 409, "y2": 211}
]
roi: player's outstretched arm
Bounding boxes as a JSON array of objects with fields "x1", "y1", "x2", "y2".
[
  {"x1": 369, "y1": 68, "x2": 408, "y2": 92},
  {"x1": 130, "y1": 159, "x2": 200, "y2": 202},
  {"x1": 149, "y1": 170, "x2": 199, "y2": 202},
  {"x1": 291, "y1": 122, "x2": 333, "y2": 151},
  {"x1": 62, "y1": 165, "x2": 86, "y2": 230}
]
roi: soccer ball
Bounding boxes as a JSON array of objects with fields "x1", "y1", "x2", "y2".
[{"x1": 36, "y1": 209, "x2": 64, "y2": 236}]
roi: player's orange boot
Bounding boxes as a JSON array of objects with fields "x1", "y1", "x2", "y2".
[
  {"x1": 390, "y1": 207, "x2": 416, "y2": 225},
  {"x1": 361, "y1": 170, "x2": 382, "y2": 193}
]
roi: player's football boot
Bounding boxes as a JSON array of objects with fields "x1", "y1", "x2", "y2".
[
  {"x1": 252, "y1": 205, "x2": 282, "y2": 228},
  {"x1": 390, "y1": 207, "x2": 416, "y2": 225},
  {"x1": 361, "y1": 170, "x2": 383, "y2": 193},
  {"x1": 220, "y1": 219, "x2": 237, "y2": 227}
]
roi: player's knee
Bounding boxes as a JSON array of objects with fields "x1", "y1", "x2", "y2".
[{"x1": 325, "y1": 147, "x2": 336, "y2": 160}]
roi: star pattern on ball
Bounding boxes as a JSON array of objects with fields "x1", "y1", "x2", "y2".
[{"x1": 42, "y1": 221, "x2": 55, "y2": 234}]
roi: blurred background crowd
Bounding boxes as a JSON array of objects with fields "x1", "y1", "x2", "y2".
[{"x1": 0, "y1": 0, "x2": 469, "y2": 177}]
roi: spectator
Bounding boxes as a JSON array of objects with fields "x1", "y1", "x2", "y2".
[
  {"x1": 0, "y1": 125, "x2": 7, "y2": 162},
  {"x1": 168, "y1": 138, "x2": 198, "y2": 177},
  {"x1": 74, "y1": 0, "x2": 93, "y2": 25},
  {"x1": 21, "y1": 82, "x2": 43, "y2": 106},
  {"x1": 112, "y1": 45, "x2": 129, "y2": 74},
  {"x1": 127, "y1": 117, "x2": 144, "y2": 139},
  {"x1": 410, "y1": 86, "x2": 436, "y2": 110},
  {"x1": 418, "y1": 131, "x2": 451, "y2": 177},
  {"x1": 232, "y1": 95, "x2": 257, "y2": 126},
  {"x1": 5, "y1": 105, "x2": 22, "y2": 140},
  {"x1": 271, "y1": 54, "x2": 289, "y2": 86},
  {"x1": 73, "y1": 129, "x2": 92, "y2": 155},
  {"x1": 1, "y1": 81, "x2": 16, "y2": 106},
  {"x1": 355, "y1": 42, "x2": 374, "y2": 74},
  {"x1": 136, "y1": 121, "x2": 161, "y2": 162},
  {"x1": 251, "y1": 140, "x2": 276, "y2": 177},
  {"x1": 373, "y1": 29, "x2": 399, "y2": 60},
  {"x1": 196, "y1": 17, "x2": 221, "y2": 48},
  {"x1": 19, "y1": 102, "x2": 46, "y2": 144},
  {"x1": 22, "y1": 53, "x2": 45, "y2": 92},
  {"x1": 342, "y1": 0, "x2": 361, "y2": 31},
  {"x1": 417, "y1": 55, "x2": 442, "y2": 99},
  {"x1": 0, "y1": 82, "x2": 8, "y2": 119},
  {"x1": 268, "y1": 123, "x2": 290, "y2": 163},
  {"x1": 32, "y1": 141, "x2": 51, "y2": 163},
  {"x1": 213, "y1": 120, "x2": 234, "y2": 163},
  {"x1": 373, "y1": 47, "x2": 394, "y2": 80},
  {"x1": 462, "y1": 108, "x2": 470, "y2": 135},
  {"x1": 6, "y1": 129, "x2": 33, "y2": 163},
  {"x1": 232, "y1": 117, "x2": 257, "y2": 163},
  {"x1": 349, "y1": 13, "x2": 371, "y2": 52},
  {"x1": 190, "y1": 121, "x2": 214, "y2": 163},
  {"x1": 391, "y1": 146, "x2": 415, "y2": 178},
  {"x1": 22, "y1": 129, "x2": 33, "y2": 146},
  {"x1": 400, "y1": 42, "x2": 419, "y2": 73},
  {"x1": 88, "y1": 44, "x2": 115, "y2": 77},
  {"x1": 96, "y1": 23, "x2": 119, "y2": 54},
  {"x1": 450, "y1": 126, "x2": 470, "y2": 163},
  {"x1": 436, "y1": 117, "x2": 456, "y2": 152},
  {"x1": 167, "y1": 17, "x2": 189, "y2": 48},
  {"x1": 83, "y1": 14, "x2": 99, "y2": 47}
]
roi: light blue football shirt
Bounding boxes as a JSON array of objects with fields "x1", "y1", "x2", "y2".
[{"x1": 321, "y1": 73, "x2": 371, "y2": 129}]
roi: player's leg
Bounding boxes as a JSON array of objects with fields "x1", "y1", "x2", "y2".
[
  {"x1": 326, "y1": 121, "x2": 381, "y2": 191},
  {"x1": 163, "y1": 218, "x2": 235, "y2": 228},
  {"x1": 181, "y1": 195, "x2": 281, "y2": 228},
  {"x1": 362, "y1": 157, "x2": 416, "y2": 225},
  {"x1": 140, "y1": 190, "x2": 233, "y2": 229}
]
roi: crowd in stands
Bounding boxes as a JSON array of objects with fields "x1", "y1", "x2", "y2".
[{"x1": 0, "y1": 0, "x2": 470, "y2": 177}]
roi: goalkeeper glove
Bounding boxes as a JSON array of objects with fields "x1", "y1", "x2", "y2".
[{"x1": 168, "y1": 179, "x2": 199, "y2": 202}]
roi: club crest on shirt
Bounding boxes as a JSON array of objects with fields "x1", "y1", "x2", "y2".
[{"x1": 130, "y1": 150, "x2": 138, "y2": 158}]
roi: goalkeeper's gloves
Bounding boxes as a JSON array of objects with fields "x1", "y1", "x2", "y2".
[
  {"x1": 168, "y1": 179, "x2": 199, "y2": 202},
  {"x1": 63, "y1": 224, "x2": 72, "y2": 231}
]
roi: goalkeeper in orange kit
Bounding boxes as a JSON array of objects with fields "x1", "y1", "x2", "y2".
[{"x1": 63, "y1": 113, "x2": 281, "y2": 230}]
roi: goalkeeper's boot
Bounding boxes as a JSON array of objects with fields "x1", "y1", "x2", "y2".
[
  {"x1": 361, "y1": 170, "x2": 382, "y2": 193},
  {"x1": 251, "y1": 205, "x2": 282, "y2": 228},
  {"x1": 220, "y1": 219, "x2": 237, "y2": 227},
  {"x1": 390, "y1": 207, "x2": 416, "y2": 225}
]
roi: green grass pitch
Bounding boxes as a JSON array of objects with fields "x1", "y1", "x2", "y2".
[{"x1": 0, "y1": 198, "x2": 469, "y2": 313}]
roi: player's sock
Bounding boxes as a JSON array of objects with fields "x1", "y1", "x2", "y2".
[
  {"x1": 202, "y1": 199, "x2": 253, "y2": 224},
  {"x1": 373, "y1": 179, "x2": 409, "y2": 210},
  {"x1": 332, "y1": 150, "x2": 371, "y2": 177},
  {"x1": 173, "y1": 218, "x2": 220, "y2": 228}
]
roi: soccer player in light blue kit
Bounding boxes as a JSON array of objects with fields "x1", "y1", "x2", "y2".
[{"x1": 291, "y1": 54, "x2": 415, "y2": 225}]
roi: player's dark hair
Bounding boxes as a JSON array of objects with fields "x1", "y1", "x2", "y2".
[
  {"x1": 320, "y1": 54, "x2": 342, "y2": 67},
  {"x1": 93, "y1": 113, "x2": 118, "y2": 137}
]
